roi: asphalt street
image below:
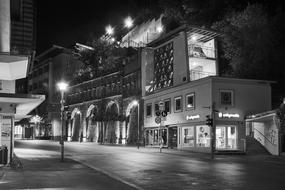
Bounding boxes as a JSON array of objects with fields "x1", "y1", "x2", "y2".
[{"x1": 2, "y1": 140, "x2": 285, "y2": 190}]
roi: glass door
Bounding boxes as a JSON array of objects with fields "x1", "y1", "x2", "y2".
[
  {"x1": 227, "y1": 126, "x2": 237, "y2": 149},
  {"x1": 216, "y1": 127, "x2": 226, "y2": 149}
]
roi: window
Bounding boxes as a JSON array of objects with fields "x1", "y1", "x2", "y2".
[
  {"x1": 174, "y1": 96, "x2": 182, "y2": 112},
  {"x1": 154, "y1": 102, "x2": 159, "y2": 113},
  {"x1": 164, "y1": 99, "x2": 171, "y2": 113},
  {"x1": 0, "y1": 80, "x2": 2, "y2": 90},
  {"x1": 196, "y1": 125, "x2": 210, "y2": 147},
  {"x1": 220, "y1": 90, "x2": 234, "y2": 106},
  {"x1": 186, "y1": 93, "x2": 195, "y2": 109},
  {"x1": 146, "y1": 104, "x2": 152, "y2": 117},
  {"x1": 183, "y1": 127, "x2": 194, "y2": 147}
]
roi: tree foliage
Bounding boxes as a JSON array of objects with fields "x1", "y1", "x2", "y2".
[{"x1": 213, "y1": 4, "x2": 275, "y2": 79}]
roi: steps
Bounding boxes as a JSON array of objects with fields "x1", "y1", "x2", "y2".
[
  {"x1": 215, "y1": 150, "x2": 246, "y2": 155},
  {"x1": 246, "y1": 136, "x2": 270, "y2": 155}
]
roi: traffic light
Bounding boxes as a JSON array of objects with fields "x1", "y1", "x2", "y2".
[
  {"x1": 63, "y1": 105, "x2": 69, "y2": 112},
  {"x1": 66, "y1": 111, "x2": 71, "y2": 120},
  {"x1": 206, "y1": 115, "x2": 213, "y2": 126}
]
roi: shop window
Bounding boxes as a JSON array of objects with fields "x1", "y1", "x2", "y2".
[
  {"x1": 220, "y1": 90, "x2": 234, "y2": 106},
  {"x1": 154, "y1": 129, "x2": 159, "y2": 144},
  {"x1": 146, "y1": 103, "x2": 152, "y2": 117},
  {"x1": 186, "y1": 93, "x2": 195, "y2": 109},
  {"x1": 164, "y1": 99, "x2": 171, "y2": 113},
  {"x1": 196, "y1": 125, "x2": 210, "y2": 147},
  {"x1": 183, "y1": 127, "x2": 194, "y2": 147},
  {"x1": 174, "y1": 96, "x2": 182, "y2": 112}
]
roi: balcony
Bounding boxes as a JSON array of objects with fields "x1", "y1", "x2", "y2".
[
  {"x1": 188, "y1": 45, "x2": 216, "y2": 59},
  {"x1": 190, "y1": 70, "x2": 216, "y2": 81}
]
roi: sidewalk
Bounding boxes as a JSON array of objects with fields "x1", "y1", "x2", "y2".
[{"x1": 0, "y1": 153, "x2": 136, "y2": 190}]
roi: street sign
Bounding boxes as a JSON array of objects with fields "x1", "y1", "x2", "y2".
[
  {"x1": 161, "y1": 111, "x2": 167, "y2": 117},
  {"x1": 155, "y1": 110, "x2": 161, "y2": 117},
  {"x1": 159, "y1": 101, "x2": 165, "y2": 111},
  {"x1": 155, "y1": 116, "x2": 161, "y2": 124}
]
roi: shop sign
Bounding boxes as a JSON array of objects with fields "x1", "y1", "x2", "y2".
[
  {"x1": 186, "y1": 114, "x2": 200, "y2": 120},
  {"x1": 218, "y1": 112, "x2": 240, "y2": 118}
]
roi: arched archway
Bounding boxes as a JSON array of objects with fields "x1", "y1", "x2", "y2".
[
  {"x1": 125, "y1": 101, "x2": 139, "y2": 145},
  {"x1": 86, "y1": 104, "x2": 99, "y2": 142},
  {"x1": 105, "y1": 101, "x2": 119, "y2": 144},
  {"x1": 70, "y1": 108, "x2": 82, "y2": 141}
]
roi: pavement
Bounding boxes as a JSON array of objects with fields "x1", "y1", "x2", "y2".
[
  {"x1": 1, "y1": 140, "x2": 285, "y2": 190},
  {"x1": 0, "y1": 148, "x2": 136, "y2": 190}
]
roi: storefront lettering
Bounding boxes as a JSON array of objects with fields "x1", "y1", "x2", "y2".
[
  {"x1": 186, "y1": 115, "x2": 200, "y2": 120},
  {"x1": 218, "y1": 112, "x2": 240, "y2": 118}
]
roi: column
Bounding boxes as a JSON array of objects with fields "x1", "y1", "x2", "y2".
[
  {"x1": 82, "y1": 117, "x2": 87, "y2": 142},
  {"x1": 115, "y1": 121, "x2": 120, "y2": 144},
  {"x1": 121, "y1": 121, "x2": 126, "y2": 144},
  {"x1": 67, "y1": 120, "x2": 72, "y2": 141}
]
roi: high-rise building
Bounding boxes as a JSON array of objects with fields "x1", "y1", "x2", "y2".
[{"x1": 0, "y1": 0, "x2": 44, "y2": 164}]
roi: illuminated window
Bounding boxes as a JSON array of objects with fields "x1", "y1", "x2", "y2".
[
  {"x1": 186, "y1": 93, "x2": 195, "y2": 109},
  {"x1": 182, "y1": 127, "x2": 194, "y2": 147},
  {"x1": 220, "y1": 90, "x2": 234, "y2": 106},
  {"x1": 146, "y1": 104, "x2": 152, "y2": 117},
  {"x1": 196, "y1": 125, "x2": 210, "y2": 147},
  {"x1": 174, "y1": 96, "x2": 182, "y2": 112}
]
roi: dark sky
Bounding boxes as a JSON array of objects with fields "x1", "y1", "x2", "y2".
[{"x1": 36, "y1": 0, "x2": 157, "y2": 54}]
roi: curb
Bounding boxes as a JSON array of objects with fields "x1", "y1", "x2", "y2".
[{"x1": 71, "y1": 157, "x2": 144, "y2": 190}]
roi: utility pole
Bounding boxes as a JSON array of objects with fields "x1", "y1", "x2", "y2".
[{"x1": 211, "y1": 102, "x2": 216, "y2": 160}]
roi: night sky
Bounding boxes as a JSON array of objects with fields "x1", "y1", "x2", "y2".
[{"x1": 36, "y1": 0, "x2": 158, "y2": 54}]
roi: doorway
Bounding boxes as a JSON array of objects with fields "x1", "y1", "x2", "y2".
[
  {"x1": 168, "y1": 127, "x2": 177, "y2": 148},
  {"x1": 216, "y1": 126, "x2": 237, "y2": 150}
]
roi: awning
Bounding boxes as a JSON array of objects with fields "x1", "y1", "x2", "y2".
[
  {"x1": 0, "y1": 54, "x2": 29, "y2": 80},
  {"x1": 0, "y1": 93, "x2": 45, "y2": 121}
]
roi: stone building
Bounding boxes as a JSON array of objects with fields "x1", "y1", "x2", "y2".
[{"x1": 66, "y1": 46, "x2": 142, "y2": 145}]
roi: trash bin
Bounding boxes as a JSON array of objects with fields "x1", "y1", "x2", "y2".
[{"x1": 0, "y1": 146, "x2": 8, "y2": 165}]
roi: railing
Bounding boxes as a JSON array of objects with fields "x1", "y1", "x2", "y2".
[
  {"x1": 253, "y1": 128, "x2": 277, "y2": 147},
  {"x1": 190, "y1": 70, "x2": 216, "y2": 81},
  {"x1": 188, "y1": 45, "x2": 216, "y2": 59}
]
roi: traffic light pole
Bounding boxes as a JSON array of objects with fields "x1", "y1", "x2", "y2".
[
  {"x1": 211, "y1": 102, "x2": 216, "y2": 160},
  {"x1": 60, "y1": 91, "x2": 65, "y2": 162}
]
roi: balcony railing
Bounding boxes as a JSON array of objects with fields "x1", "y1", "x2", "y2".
[
  {"x1": 190, "y1": 70, "x2": 216, "y2": 81},
  {"x1": 188, "y1": 45, "x2": 216, "y2": 59}
]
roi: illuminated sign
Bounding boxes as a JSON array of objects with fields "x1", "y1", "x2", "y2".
[
  {"x1": 218, "y1": 112, "x2": 240, "y2": 118},
  {"x1": 186, "y1": 115, "x2": 200, "y2": 120}
]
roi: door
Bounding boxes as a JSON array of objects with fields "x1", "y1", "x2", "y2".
[
  {"x1": 216, "y1": 126, "x2": 237, "y2": 150},
  {"x1": 168, "y1": 127, "x2": 177, "y2": 148}
]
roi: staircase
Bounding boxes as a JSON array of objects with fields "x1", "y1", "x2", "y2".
[
  {"x1": 215, "y1": 150, "x2": 245, "y2": 155},
  {"x1": 246, "y1": 136, "x2": 270, "y2": 155}
]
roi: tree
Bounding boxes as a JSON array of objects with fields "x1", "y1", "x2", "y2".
[{"x1": 212, "y1": 4, "x2": 275, "y2": 79}]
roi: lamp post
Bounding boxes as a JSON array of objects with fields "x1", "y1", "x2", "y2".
[
  {"x1": 57, "y1": 81, "x2": 68, "y2": 162},
  {"x1": 133, "y1": 100, "x2": 140, "y2": 149}
]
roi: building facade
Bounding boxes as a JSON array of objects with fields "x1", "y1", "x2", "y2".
[
  {"x1": 144, "y1": 77, "x2": 272, "y2": 152},
  {"x1": 66, "y1": 46, "x2": 142, "y2": 144},
  {"x1": 141, "y1": 25, "x2": 272, "y2": 153},
  {"x1": 0, "y1": 0, "x2": 44, "y2": 164},
  {"x1": 28, "y1": 45, "x2": 82, "y2": 140}
]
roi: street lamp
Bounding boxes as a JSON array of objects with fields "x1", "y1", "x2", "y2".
[
  {"x1": 57, "y1": 81, "x2": 68, "y2": 162},
  {"x1": 124, "y1": 16, "x2": 133, "y2": 28},
  {"x1": 133, "y1": 100, "x2": 140, "y2": 149},
  {"x1": 106, "y1": 25, "x2": 114, "y2": 36}
]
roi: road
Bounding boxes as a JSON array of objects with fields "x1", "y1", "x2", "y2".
[{"x1": 12, "y1": 140, "x2": 285, "y2": 190}]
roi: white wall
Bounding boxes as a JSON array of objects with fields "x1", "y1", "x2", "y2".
[
  {"x1": 253, "y1": 121, "x2": 279, "y2": 155},
  {"x1": 0, "y1": 80, "x2": 15, "y2": 93}
]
